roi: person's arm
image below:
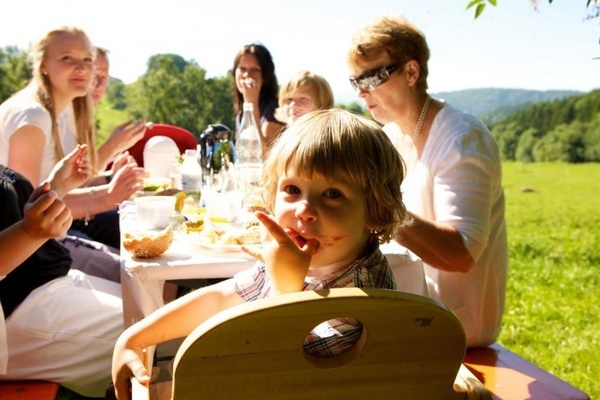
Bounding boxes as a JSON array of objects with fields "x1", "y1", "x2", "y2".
[
  {"x1": 396, "y1": 122, "x2": 498, "y2": 273},
  {"x1": 96, "y1": 120, "x2": 147, "y2": 170},
  {"x1": 7, "y1": 125, "x2": 46, "y2": 186},
  {"x1": 112, "y1": 280, "x2": 244, "y2": 400},
  {"x1": 64, "y1": 157, "x2": 144, "y2": 219},
  {"x1": 0, "y1": 183, "x2": 72, "y2": 276},
  {"x1": 396, "y1": 212, "x2": 474, "y2": 273}
]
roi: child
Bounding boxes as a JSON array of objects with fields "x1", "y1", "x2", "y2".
[
  {"x1": 111, "y1": 109, "x2": 407, "y2": 400},
  {"x1": 275, "y1": 70, "x2": 334, "y2": 125}
]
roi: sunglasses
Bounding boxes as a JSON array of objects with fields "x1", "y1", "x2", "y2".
[{"x1": 349, "y1": 64, "x2": 400, "y2": 92}]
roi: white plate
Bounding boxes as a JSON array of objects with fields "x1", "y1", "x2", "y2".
[{"x1": 196, "y1": 242, "x2": 261, "y2": 258}]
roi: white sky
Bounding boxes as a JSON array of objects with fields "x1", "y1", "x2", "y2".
[{"x1": 1, "y1": 0, "x2": 598, "y2": 103}]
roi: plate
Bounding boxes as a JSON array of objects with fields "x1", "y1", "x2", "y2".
[{"x1": 196, "y1": 242, "x2": 262, "y2": 258}]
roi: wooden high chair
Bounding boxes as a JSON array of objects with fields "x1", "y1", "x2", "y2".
[{"x1": 132, "y1": 288, "x2": 490, "y2": 399}]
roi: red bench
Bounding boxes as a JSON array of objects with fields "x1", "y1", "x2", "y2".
[
  {"x1": 464, "y1": 343, "x2": 590, "y2": 400},
  {"x1": 0, "y1": 380, "x2": 59, "y2": 400}
]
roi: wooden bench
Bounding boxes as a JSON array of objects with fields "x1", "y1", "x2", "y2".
[
  {"x1": 464, "y1": 343, "x2": 590, "y2": 400},
  {"x1": 0, "y1": 380, "x2": 59, "y2": 400}
]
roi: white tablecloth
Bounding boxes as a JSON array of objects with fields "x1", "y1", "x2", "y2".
[{"x1": 120, "y1": 238, "x2": 427, "y2": 327}]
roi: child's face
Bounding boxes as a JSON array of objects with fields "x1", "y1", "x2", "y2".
[
  {"x1": 273, "y1": 169, "x2": 371, "y2": 273},
  {"x1": 281, "y1": 85, "x2": 316, "y2": 125}
]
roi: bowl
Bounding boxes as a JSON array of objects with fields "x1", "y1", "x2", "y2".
[{"x1": 134, "y1": 196, "x2": 176, "y2": 229}]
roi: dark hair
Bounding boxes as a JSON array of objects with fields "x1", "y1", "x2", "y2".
[{"x1": 232, "y1": 43, "x2": 279, "y2": 114}]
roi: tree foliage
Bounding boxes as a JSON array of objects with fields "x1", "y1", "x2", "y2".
[
  {"x1": 0, "y1": 46, "x2": 30, "y2": 103},
  {"x1": 121, "y1": 54, "x2": 235, "y2": 138},
  {"x1": 467, "y1": 0, "x2": 599, "y2": 18},
  {"x1": 491, "y1": 90, "x2": 600, "y2": 163}
]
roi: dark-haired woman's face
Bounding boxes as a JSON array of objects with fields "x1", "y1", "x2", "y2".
[{"x1": 235, "y1": 54, "x2": 263, "y2": 92}]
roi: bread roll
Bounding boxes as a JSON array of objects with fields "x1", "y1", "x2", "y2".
[{"x1": 123, "y1": 226, "x2": 174, "y2": 258}]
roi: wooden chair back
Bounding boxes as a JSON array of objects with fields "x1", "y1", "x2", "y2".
[{"x1": 154, "y1": 288, "x2": 482, "y2": 400}]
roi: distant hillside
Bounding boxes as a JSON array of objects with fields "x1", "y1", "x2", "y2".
[{"x1": 432, "y1": 88, "x2": 584, "y2": 124}]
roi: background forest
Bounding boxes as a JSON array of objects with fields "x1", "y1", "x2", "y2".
[{"x1": 2, "y1": 46, "x2": 598, "y2": 163}]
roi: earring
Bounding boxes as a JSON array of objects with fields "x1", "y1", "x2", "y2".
[{"x1": 42, "y1": 71, "x2": 48, "y2": 76}]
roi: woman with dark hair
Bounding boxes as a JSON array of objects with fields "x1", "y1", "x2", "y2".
[{"x1": 232, "y1": 43, "x2": 283, "y2": 154}]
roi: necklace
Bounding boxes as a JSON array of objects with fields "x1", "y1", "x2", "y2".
[{"x1": 411, "y1": 95, "x2": 432, "y2": 142}]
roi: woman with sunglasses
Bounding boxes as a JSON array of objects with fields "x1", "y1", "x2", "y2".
[{"x1": 347, "y1": 16, "x2": 507, "y2": 348}]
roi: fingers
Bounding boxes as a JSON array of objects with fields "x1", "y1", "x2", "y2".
[
  {"x1": 29, "y1": 181, "x2": 52, "y2": 203},
  {"x1": 244, "y1": 78, "x2": 258, "y2": 88},
  {"x1": 241, "y1": 245, "x2": 263, "y2": 261},
  {"x1": 255, "y1": 211, "x2": 290, "y2": 245}
]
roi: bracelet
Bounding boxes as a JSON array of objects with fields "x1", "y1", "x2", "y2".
[{"x1": 84, "y1": 188, "x2": 95, "y2": 226}]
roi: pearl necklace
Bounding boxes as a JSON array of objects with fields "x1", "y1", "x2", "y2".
[{"x1": 411, "y1": 95, "x2": 432, "y2": 142}]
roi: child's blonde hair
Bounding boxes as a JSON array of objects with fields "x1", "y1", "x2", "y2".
[
  {"x1": 29, "y1": 26, "x2": 98, "y2": 173},
  {"x1": 278, "y1": 70, "x2": 334, "y2": 110},
  {"x1": 262, "y1": 109, "x2": 406, "y2": 243}
]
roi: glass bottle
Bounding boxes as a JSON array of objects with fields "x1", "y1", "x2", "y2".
[
  {"x1": 236, "y1": 102, "x2": 262, "y2": 200},
  {"x1": 180, "y1": 148, "x2": 203, "y2": 203}
]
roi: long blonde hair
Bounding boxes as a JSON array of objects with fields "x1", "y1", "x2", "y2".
[{"x1": 29, "y1": 26, "x2": 98, "y2": 173}]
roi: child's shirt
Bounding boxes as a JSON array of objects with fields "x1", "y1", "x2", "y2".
[{"x1": 234, "y1": 242, "x2": 396, "y2": 357}]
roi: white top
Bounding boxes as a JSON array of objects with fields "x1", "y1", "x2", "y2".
[
  {"x1": 384, "y1": 102, "x2": 508, "y2": 347},
  {"x1": 59, "y1": 104, "x2": 78, "y2": 155},
  {"x1": 0, "y1": 88, "x2": 59, "y2": 181}
]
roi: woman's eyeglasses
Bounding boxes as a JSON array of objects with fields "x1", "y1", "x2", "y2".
[{"x1": 349, "y1": 64, "x2": 400, "y2": 92}]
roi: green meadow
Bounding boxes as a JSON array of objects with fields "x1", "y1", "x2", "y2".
[{"x1": 498, "y1": 162, "x2": 599, "y2": 399}]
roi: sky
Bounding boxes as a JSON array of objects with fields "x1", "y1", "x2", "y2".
[{"x1": 1, "y1": 0, "x2": 598, "y2": 103}]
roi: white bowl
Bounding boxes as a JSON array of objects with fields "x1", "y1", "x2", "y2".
[{"x1": 134, "y1": 196, "x2": 176, "y2": 229}]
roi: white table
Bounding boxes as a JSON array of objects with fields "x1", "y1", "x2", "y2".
[
  {"x1": 119, "y1": 201, "x2": 428, "y2": 328},
  {"x1": 120, "y1": 241, "x2": 427, "y2": 328}
]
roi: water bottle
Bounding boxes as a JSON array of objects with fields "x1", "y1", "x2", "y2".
[
  {"x1": 180, "y1": 148, "x2": 203, "y2": 203},
  {"x1": 236, "y1": 102, "x2": 262, "y2": 201}
]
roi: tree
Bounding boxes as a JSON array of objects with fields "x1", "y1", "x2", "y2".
[
  {"x1": 467, "y1": 0, "x2": 599, "y2": 18},
  {"x1": 104, "y1": 77, "x2": 128, "y2": 110},
  {"x1": 0, "y1": 46, "x2": 30, "y2": 103},
  {"x1": 126, "y1": 54, "x2": 235, "y2": 137}
]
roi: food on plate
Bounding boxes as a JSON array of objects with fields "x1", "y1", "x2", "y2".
[
  {"x1": 234, "y1": 224, "x2": 261, "y2": 245},
  {"x1": 123, "y1": 226, "x2": 174, "y2": 258},
  {"x1": 142, "y1": 176, "x2": 170, "y2": 193},
  {"x1": 183, "y1": 219, "x2": 205, "y2": 233},
  {"x1": 197, "y1": 222, "x2": 261, "y2": 246}
]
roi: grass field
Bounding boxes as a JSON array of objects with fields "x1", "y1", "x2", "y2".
[
  {"x1": 498, "y1": 162, "x2": 599, "y2": 399},
  {"x1": 57, "y1": 162, "x2": 599, "y2": 399}
]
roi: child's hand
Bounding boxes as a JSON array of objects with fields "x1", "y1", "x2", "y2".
[
  {"x1": 112, "y1": 335, "x2": 151, "y2": 400},
  {"x1": 22, "y1": 182, "x2": 72, "y2": 239},
  {"x1": 252, "y1": 211, "x2": 318, "y2": 295}
]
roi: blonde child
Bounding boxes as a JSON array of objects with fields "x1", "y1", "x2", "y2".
[
  {"x1": 111, "y1": 109, "x2": 407, "y2": 400},
  {"x1": 275, "y1": 70, "x2": 334, "y2": 125}
]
